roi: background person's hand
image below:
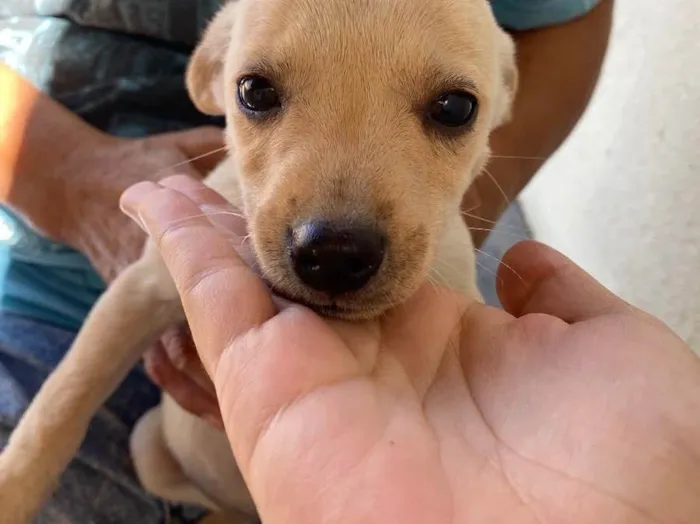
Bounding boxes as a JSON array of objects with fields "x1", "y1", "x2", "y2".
[
  {"x1": 46, "y1": 128, "x2": 226, "y2": 422},
  {"x1": 122, "y1": 176, "x2": 700, "y2": 524},
  {"x1": 49, "y1": 128, "x2": 225, "y2": 281},
  {"x1": 144, "y1": 323, "x2": 221, "y2": 426}
]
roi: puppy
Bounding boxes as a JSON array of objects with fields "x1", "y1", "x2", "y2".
[{"x1": 0, "y1": 0, "x2": 517, "y2": 522}]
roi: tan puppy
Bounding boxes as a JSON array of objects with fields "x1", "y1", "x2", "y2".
[{"x1": 0, "y1": 0, "x2": 517, "y2": 522}]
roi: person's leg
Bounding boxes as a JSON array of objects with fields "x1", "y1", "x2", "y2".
[
  {"x1": 464, "y1": 0, "x2": 615, "y2": 247},
  {"x1": 0, "y1": 313, "x2": 209, "y2": 523}
]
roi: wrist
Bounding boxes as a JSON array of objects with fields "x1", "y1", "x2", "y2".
[
  {"x1": 0, "y1": 62, "x2": 113, "y2": 241},
  {"x1": 10, "y1": 127, "x2": 113, "y2": 244}
]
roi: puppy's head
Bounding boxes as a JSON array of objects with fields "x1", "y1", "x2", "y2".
[{"x1": 187, "y1": 0, "x2": 517, "y2": 319}]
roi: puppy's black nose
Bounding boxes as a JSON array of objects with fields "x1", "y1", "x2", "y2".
[{"x1": 289, "y1": 221, "x2": 385, "y2": 295}]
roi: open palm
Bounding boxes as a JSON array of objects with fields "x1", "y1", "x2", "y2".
[{"x1": 122, "y1": 176, "x2": 700, "y2": 524}]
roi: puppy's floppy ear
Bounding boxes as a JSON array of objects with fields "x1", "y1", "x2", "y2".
[
  {"x1": 186, "y1": 4, "x2": 238, "y2": 116},
  {"x1": 490, "y1": 28, "x2": 519, "y2": 130}
]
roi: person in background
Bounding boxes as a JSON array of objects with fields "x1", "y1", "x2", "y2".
[{"x1": 0, "y1": 1, "x2": 613, "y2": 522}]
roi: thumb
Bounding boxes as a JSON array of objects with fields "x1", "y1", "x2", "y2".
[
  {"x1": 497, "y1": 240, "x2": 634, "y2": 323},
  {"x1": 120, "y1": 178, "x2": 275, "y2": 378},
  {"x1": 151, "y1": 126, "x2": 227, "y2": 174}
]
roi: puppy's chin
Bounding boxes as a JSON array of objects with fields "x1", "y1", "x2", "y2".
[
  {"x1": 260, "y1": 275, "x2": 422, "y2": 321},
  {"x1": 252, "y1": 238, "x2": 435, "y2": 320}
]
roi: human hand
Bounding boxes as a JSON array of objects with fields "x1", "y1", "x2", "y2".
[
  {"x1": 51, "y1": 127, "x2": 224, "y2": 281},
  {"x1": 144, "y1": 323, "x2": 221, "y2": 427},
  {"x1": 122, "y1": 175, "x2": 700, "y2": 524},
  {"x1": 49, "y1": 127, "x2": 226, "y2": 421}
]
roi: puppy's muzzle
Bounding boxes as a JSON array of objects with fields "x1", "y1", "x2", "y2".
[{"x1": 288, "y1": 220, "x2": 386, "y2": 295}]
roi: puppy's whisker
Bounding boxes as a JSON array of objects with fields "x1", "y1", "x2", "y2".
[
  {"x1": 426, "y1": 275, "x2": 440, "y2": 294},
  {"x1": 490, "y1": 154, "x2": 546, "y2": 161},
  {"x1": 163, "y1": 210, "x2": 247, "y2": 228},
  {"x1": 383, "y1": 291, "x2": 403, "y2": 312},
  {"x1": 423, "y1": 277, "x2": 451, "y2": 318},
  {"x1": 475, "y1": 259, "x2": 498, "y2": 278},
  {"x1": 463, "y1": 217, "x2": 530, "y2": 234},
  {"x1": 201, "y1": 209, "x2": 247, "y2": 220},
  {"x1": 153, "y1": 145, "x2": 229, "y2": 178},
  {"x1": 475, "y1": 259, "x2": 505, "y2": 291},
  {"x1": 263, "y1": 274, "x2": 289, "y2": 297},
  {"x1": 467, "y1": 227, "x2": 529, "y2": 239},
  {"x1": 481, "y1": 167, "x2": 510, "y2": 206},
  {"x1": 431, "y1": 257, "x2": 462, "y2": 276},
  {"x1": 474, "y1": 248, "x2": 525, "y2": 285},
  {"x1": 429, "y1": 258, "x2": 470, "y2": 295},
  {"x1": 428, "y1": 267, "x2": 449, "y2": 290},
  {"x1": 461, "y1": 210, "x2": 530, "y2": 235},
  {"x1": 460, "y1": 211, "x2": 500, "y2": 226},
  {"x1": 163, "y1": 185, "x2": 233, "y2": 195},
  {"x1": 462, "y1": 202, "x2": 482, "y2": 214}
]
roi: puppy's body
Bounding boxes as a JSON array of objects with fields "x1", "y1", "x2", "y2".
[{"x1": 0, "y1": 0, "x2": 517, "y2": 522}]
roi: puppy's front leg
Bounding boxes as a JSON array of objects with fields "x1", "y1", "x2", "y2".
[{"x1": 0, "y1": 243, "x2": 183, "y2": 524}]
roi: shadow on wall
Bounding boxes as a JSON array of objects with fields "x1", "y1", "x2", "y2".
[{"x1": 520, "y1": 0, "x2": 700, "y2": 350}]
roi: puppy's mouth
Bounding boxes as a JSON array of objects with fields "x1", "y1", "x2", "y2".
[
  {"x1": 243, "y1": 245, "x2": 375, "y2": 319},
  {"x1": 261, "y1": 277, "x2": 371, "y2": 319},
  {"x1": 253, "y1": 219, "x2": 394, "y2": 319}
]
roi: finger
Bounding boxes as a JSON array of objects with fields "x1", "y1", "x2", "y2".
[
  {"x1": 455, "y1": 292, "x2": 515, "y2": 369},
  {"x1": 157, "y1": 175, "x2": 259, "y2": 278},
  {"x1": 158, "y1": 175, "x2": 248, "y2": 239},
  {"x1": 151, "y1": 126, "x2": 227, "y2": 174},
  {"x1": 497, "y1": 240, "x2": 635, "y2": 322},
  {"x1": 144, "y1": 343, "x2": 223, "y2": 428},
  {"x1": 376, "y1": 284, "x2": 472, "y2": 395},
  {"x1": 160, "y1": 325, "x2": 216, "y2": 395},
  {"x1": 121, "y1": 181, "x2": 276, "y2": 378},
  {"x1": 214, "y1": 306, "x2": 365, "y2": 468}
]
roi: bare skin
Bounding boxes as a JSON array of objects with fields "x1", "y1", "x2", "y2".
[
  {"x1": 122, "y1": 177, "x2": 700, "y2": 524},
  {"x1": 466, "y1": 0, "x2": 614, "y2": 245},
  {"x1": 0, "y1": 0, "x2": 614, "y2": 423}
]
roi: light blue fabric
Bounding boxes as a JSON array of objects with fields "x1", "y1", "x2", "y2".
[
  {"x1": 0, "y1": 312, "x2": 209, "y2": 522},
  {"x1": 490, "y1": 0, "x2": 602, "y2": 30},
  {"x1": 0, "y1": 208, "x2": 105, "y2": 332}
]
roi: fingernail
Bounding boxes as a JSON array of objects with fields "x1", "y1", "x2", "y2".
[
  {"x1": 200, "y1": 204, "x2": 249, "y2": 239},
  {"x1": 119, "y1": 181, "x2": 160, "y2": 233},
  {"x1": 121, "y1": 205, "x2": 149, "y2": 235}
]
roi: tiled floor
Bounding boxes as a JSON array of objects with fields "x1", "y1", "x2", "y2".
[{"x1": 476, "y1": 201, "x2": 532, "y2": 308}]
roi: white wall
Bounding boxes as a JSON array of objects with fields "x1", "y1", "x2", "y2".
[{"x1": 520, "y1": 0, "x2": 700, "y2": 350}]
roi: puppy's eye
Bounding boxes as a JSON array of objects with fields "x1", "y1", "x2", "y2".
[
  {"x1": 427, "y1": 91, "x2": 478, "y2": 128},
  {"x1": 237, "y1": 75, "x2": 281, "y2": 113}
]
